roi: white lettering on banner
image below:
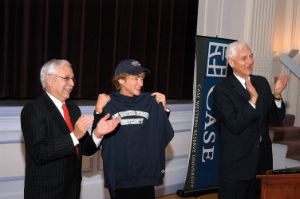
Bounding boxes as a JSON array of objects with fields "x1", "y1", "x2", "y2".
[
  {"x1": 189, "y1": 83, "x2": 201, "y2": 188},
  {"x1": 202, "y1": 86, "x2": 216, "y2": 162},
  {"x1": 189, "y1": 154, "x2": 196, "y2": 186},
  {"x1": 202, "y1": 146, "x2": 214, "y2": 162},
  {"x1": 206, "y1": 42, "x2": 228, "y2": 77},
  {"x1": 112, "y1": 110, "x2": 149, "y2": 125}
]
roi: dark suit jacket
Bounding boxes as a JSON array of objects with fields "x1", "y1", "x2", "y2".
[
  {"x1": 21, "y1": 92, "x2": 98, "y2": 199},
  {"x1": 213, "y1": 75, "x2": 285, "y2": 182}
]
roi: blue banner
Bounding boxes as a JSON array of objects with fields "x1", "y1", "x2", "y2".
[{"x1": 178, "y1": 36, "x2": 235, "y2": 196}]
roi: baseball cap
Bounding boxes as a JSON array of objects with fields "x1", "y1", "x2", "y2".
[{"x1": 115, "y1": 59, "x2": 150, "y2": 75}]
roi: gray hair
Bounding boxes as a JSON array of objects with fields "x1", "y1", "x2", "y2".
[
  {"x1": 40, "y1": 59, "x2": 71, "y2": 89},
  {"x1": 225, "y1": 41, "x2": 251, "y2": 60}
]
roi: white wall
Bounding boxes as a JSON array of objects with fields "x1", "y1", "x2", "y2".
[{"x1": 197, "y1": 0, "x2": 251, "y2": 41}]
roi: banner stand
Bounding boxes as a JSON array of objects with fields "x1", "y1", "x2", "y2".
[
  {"x1": 177, "y1": 187, "x2": 218, "y2": 197},
  {"x1": 176, "y1": 36, "x2": 235, "y2": 197}
]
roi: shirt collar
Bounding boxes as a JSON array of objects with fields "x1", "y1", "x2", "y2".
[
  {"x1": 233, "y1": 73, "x2": 248, "y2": 89},
  {"x1": 46, "y1": 91, "x2": 64, "y2": 116}
]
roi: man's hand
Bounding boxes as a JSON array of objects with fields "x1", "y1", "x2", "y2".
[
  {"x1": 151, "y1": 92, "x2": 167, "y2": 111},
  {"x1": 95, "y1": 93, "x2": 111, "y2": 113},
  {"x1": 274, "y1": 75, "x2": 290, "y2": 98},
  {"x1": 94, "y1": 113, "x2": 121, "y2": 138},
  {"x1": 245, "y1": 77, "x2": 258, "y2": 105},
  {"x1": 73, "y1": 115, "x2": 94, "y2": 140}
]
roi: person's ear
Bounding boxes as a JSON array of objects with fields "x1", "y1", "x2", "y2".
[
  {"x1": 45, "y1": 74, "x2": 52, "y2": 84},
  {"x1": 118, "y1": 78, "x2": 125, "y2": 85},
  {"x1": 228, "y1": 59, "x2": 235, "y2": 68}
]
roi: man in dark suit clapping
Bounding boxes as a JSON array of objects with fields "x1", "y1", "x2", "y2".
[
  {"x1": 213, "y1": 41, "x2": 289, "y2": 199},
  {"x1": 21, "y1": 59, "x2": 120, "y2": 199}
]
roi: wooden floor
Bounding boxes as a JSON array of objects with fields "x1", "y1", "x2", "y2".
[{"x1": 157, "y1": 193, "x2": 217, "y2": 199}]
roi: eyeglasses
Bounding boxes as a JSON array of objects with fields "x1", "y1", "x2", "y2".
[{"x1": 50, "y1": 74, "x2": 76, "y2": 83}]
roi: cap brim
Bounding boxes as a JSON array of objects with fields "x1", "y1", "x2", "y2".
[{"x1": 126, "y1": 67, "x2": 150, "y2": 75}]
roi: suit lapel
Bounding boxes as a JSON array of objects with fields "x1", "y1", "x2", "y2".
[
  {"x1": 230, "y1": 75, "x2": 250, "y2": 100},
  {"x1": 41, "y1": 92, "x2": 71, "y2": 134}
]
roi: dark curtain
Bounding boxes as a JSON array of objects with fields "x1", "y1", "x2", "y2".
[{"x1": 0, "y1": 0, "x2": 198, "y2": 100}]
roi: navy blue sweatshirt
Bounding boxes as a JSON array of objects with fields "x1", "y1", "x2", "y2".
[{"x1": 94, "y1": 92, "x2": 174, "y2": 189}]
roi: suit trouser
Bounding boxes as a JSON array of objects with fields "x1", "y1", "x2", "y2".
[
  {"x1": 218, "y1": 177, "x2": 257, "y2": 199},
  {"x1": 218, "y1": 142, "x2": 267, "y2": 199},
  {"x1": 24, "y1": 180, "x2": 81, "y2": 199}
]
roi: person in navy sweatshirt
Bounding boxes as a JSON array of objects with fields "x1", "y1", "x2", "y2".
[{"x1": 93, "y1": 59, "x2": 174, "y2": 199}]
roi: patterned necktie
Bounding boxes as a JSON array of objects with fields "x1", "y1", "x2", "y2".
[{"x1": 62, "y1": 103, "x2": 78, "y2": 156}]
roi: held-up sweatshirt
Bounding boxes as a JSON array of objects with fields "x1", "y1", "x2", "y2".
[{"x1": 94, "y1": 92, "x2": 174, "y2": 189}]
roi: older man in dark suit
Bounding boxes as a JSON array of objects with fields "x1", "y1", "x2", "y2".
[
  {"x1": 21, "y1": 59, "x2": 120, "y2": 199},
  {"x1": 213, "y1": 41, "x2": 290, "y2": 199}
]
